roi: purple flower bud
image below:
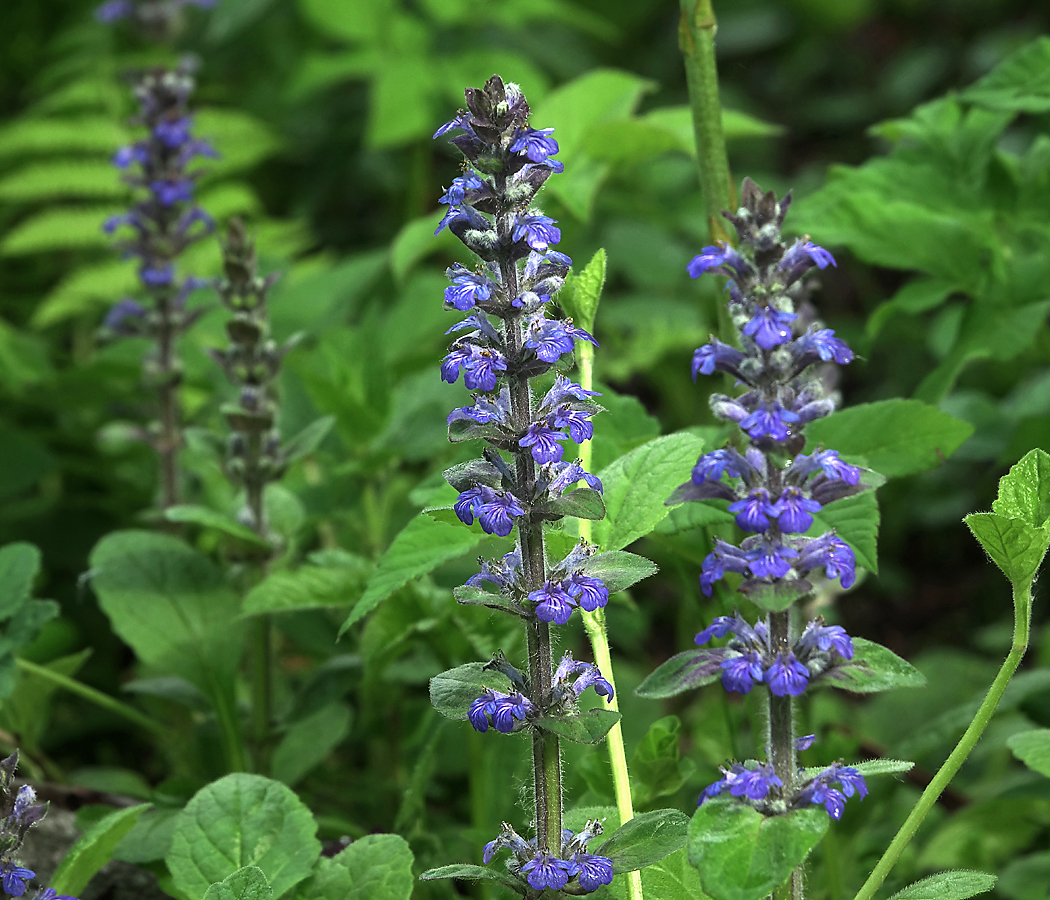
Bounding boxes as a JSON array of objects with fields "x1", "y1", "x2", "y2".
[
  {"x1": 692, "y1": 339, "x2": 747, "y2": 381},
  {"x1": 691, "y1": 448, "x2": 746, "y2": 484}
]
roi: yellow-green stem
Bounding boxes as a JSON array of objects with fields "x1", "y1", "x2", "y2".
[{"x1": 577, "y1": 340, "x2": 644, "y2": 900}]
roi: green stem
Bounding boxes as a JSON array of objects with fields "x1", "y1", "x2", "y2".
[
  {"x1": 851, "y1": 577, "x2": 1033, "y2": 900},
  {"x1": 16, "y1": 658, "x2": 168, "y2": 737},
  {"x1": 679, "y1": 0, "x2": 733, "y2": 245},
  {"x1": 576, "y1": 341, "x2": 644, "y2": 900}
]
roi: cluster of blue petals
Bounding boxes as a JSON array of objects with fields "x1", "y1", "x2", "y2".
[
  {"x1": 529, "y1": 574, "x2": 609, "y2": 625},
  {"x1": 483, "y1": 821, "x2": 614, "y2": 893},
  {"x1": 468, "y1": 688, "x2": 535, "y2": 733},
  {"x1": 694, "y1": 614, "x2": 855, "y2": 696}
]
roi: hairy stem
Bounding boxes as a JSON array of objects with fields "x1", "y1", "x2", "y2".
[
  {"x1": 851, "y1": 577, "x2": 1034, "y2": 900},
  {"x1": 245, "y1": 444, "x2": 273, "y2": 774},
  {"x1": 768, "y1": 609, "x2": 801, "y2": 900}
]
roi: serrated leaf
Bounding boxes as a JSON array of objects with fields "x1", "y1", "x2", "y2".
[
  {"x1": 282, "y1": 416, "x2": 335, "y2": 462},
  {"x1": 594, "y1": 808, "x2": 689, "y2": 873},
  {"x1": 630, "y1": 717, "x2": 691, "y2": 806},
  {"x1": 0, "y1": 116, "x2": 128, "y2": 158},
  {"x1": 887, "y1": 870, "x2": 997, "y2": 900},
  {"x1": 272, "y1": 703, "x2": 352, "y2": 787},
  {"x1": 546, "y1": 487, "x2": 606, "y2": 520},
  {"x1": 965, "y1": 511, "x2": 1050, "y2": 587},
  {"x1": 51, "y1": 804, "x2": 148, "y2": 896},
  {"x1": 167, "y1": 774, "x2": 321, "y2": 900},
  {"x1": 194, "y1": 108, "x2": 282, "y2": 177},
  {"x1": 1007, "y1": 728, "x2": 1050, "y2": 778},
  {"x1": 991, "y1": 448, "x2": 1050, "y2": 528},
  {"x1": 561, "y1": 248, "x2": 606, "y2": 333},
  {"x1": 805, "y1": 399, "x2": 973, "y2": 478},
  {"x1": 578, "y1": 550, "x2": 658, "y2": 594},
  {"x1": 0, "y1": 161, "x2": 126, "y2": 203},
  {"x1": 688, "y1": 802, "x2": 828, "y2": 900},
  {"x1": 204, "y1": 867, "x2": 272, "y2": 900},
  {"x1": 389, "y1": 213, "x2": 461, "y2": 282},
  {"x1": 0, "y1": 542, "x2": 40, "y2": 619},
  {"x1": 341, "y1": 513, "x2": 493, "y2": 634},
  {"x1": 821, "y1": 638, "x2": 926, "y2": 693},
  {"x1": 635, "y1": 650, "x2": 724, "y2": 699},
  {"x1": 591, "y1": 432, "x2": 705, "y2": 551},
  {"x1": 453, "y1": 584, "x2": 522, "y2": 615},
  {"x1": 296, "y1": 834, "x2": 414, "y2": 900},
  {"x1": 1, "y1": 205, "x2": 123, "y2": 255},
  {"x1": 418, "y1": 864, "x2": 525, "y2": 893},
  {"x1": 164, "y1": 505, "x2": 271, "y2": 548},
  {"x1": 534, "y1": 708, "x2": 621, "y2": 744},
  {"x1": 430, "y1": 662, "x2": 511, "y2": 720},
  {"x1": 960, "y1": 36, "x2": 1050, "y2": 112},
  {"x1": 243, "y1": 563, "x2": 370, "y2": 615}
]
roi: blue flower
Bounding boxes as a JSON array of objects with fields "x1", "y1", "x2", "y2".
[
  {"x1": 726, "y1": 762, "x2": 782, "y2": 801},
  {"x1": 491, "y1": 691, "x2": 534, "y2": 732},
  {"x1": 699, "y1": 539, "x2": 750, "y2": 596},
  {"x1": 468, "y1": 688, "x2": 498, "y2": 732},
  {"x1": 546, "y1": 460, "x2": 603, "y2": 494},
  {"x1": 510, "y1": 127, "x2": 560, "y2": 163},
  {"x1": 524, "y1": 318, "x2": 574, "y2": 363},
  {"x1": 740, "y1": 403, "x2": 799, "y2": 442},
  {"x1": 779, "y1": 238, "x2": 836, "y2": 273},
  {"x1": 742, "y1": 305, "x2": 797, "y2": 350},
  {"x1": 798, "y1": 533, "x2": 856, "y2": 589},
  {"x1": 686, "y1": 243, "x2": 751, "y2": 279},
  {"x1": 439, "y1": 172, "x2": 484, "y2": 206},
  {"x1": 765, "y1": 651, "x2": 809, "y2": 696},
  {"x1": 530, "y1": 581, "x2": 576, "y2": 625},
  {"x1": 694, "y1": 615, "x2": 740, "y2": 645},
  {"x1": 477, "y1": 490, "x2": 525, "y2": 537},
  {"x1": 550, "y1": 405, "x2": 594, "y2": 443},
  {"x1": 720, "y1": 651, "x2": 765, "y2": 693},
  {"x1": 150, "y1": 179, "x2": 194, "y2": 206},
  {"x1": 796, "y1": 328, "x2": 853, "y2": 365},
  {"x1": 444, "y1": 272, "x2": 493, "y2": 311},
  {"x1": 521, "y1": 851, "x2": 575, "y2": 891},
  {"x1": 728, "y1": 488, "x2": 777, "y2": 533},
  {"x1": 573, "y1": 853, "x2": 614, "y2": 891},
  {"x1": 691, "y1": 449, "x2": 745, "y2": 484},
  {"x1": 796, "y1": 619, "x2": 854, "y2": 660},
  {"x1": 453, "y1": 486, "x2": 484, "y2": 526},
  {"x1": 795, "y1": 734, "x2": 816, "y2": 751},
  {"x1": 692, "y1": 339, "x2": 747, "y2": 380},
  {"x1": 799, "y1": 764, "x2": 867, "y2": 820},
  {"x1": 771, "y1": 487, "x2": 822, "y2": 533},
  {"x1": 565, "y1": 574, "x2": 608, "y2": 612},
  {"x1": 1, "y1": 866, "x2": 35, "y2": 898},
  {"x1": 513, "y1": 214, "x2": 561, "y2": 252},
  {"x1": 103, "y1": 298, "x2": 146, "y2": 335},
  {"x1": 541, "y1": 375, "x2": 600, "y2": 408},
  {"x1": 745, "y1": 539, "x2": 798, "y2": 579},
  {"x1": 519, "y1": 423, "x2": 567, "y2": 464},
  {"x1": 140, "y1": 264, "x2": 175, "y2": 287},
  {"x1": 154, "y1": 117, "x2": 194, "y2": 148}
]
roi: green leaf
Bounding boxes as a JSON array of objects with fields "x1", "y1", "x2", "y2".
[
  {"x1": 635, "y1": 650, "x2": 722, "y2": 699},
  {"x1": 1007, "y1": 728, "x2": 1050, "y2": 778},
  {"x1": 430, "y1": 662, "x2": 512, "y2": 720},
  {"x1": 849, "y1": 758, "x2": 915, "y2": 777},
  {"x1": 805, "y1": 399, "x2": 973, "y2": 478},
  {"x1": 965, "y1": 511, "x2": 1050, "y2": 587},
  {"x1": 887, "y1": 870, "x2": 997, "y2": 900},
  {"x1": 243, "y1": 563, "x2": 371, "y2": 615},
  {"x1": 560, "y1": 248, "x2": 606, "y2": 333},
  {"x1": 866, "y1": 277, "x2": 958, "y2": 338},
  {"x1": 389, "y1": 213, "x2": 461, "y2": 283},
  {"x1": 534, "y1": 708, "x2": 621, "y2": 744},
  {"x1": 272, "y1": 703, "x2": 352, "y2": 787},
  {"x1": 578, "y1": 550, "x2": 658, "y2": 594},
  {"x1": 640, "y1": 106, "x2": 783, "y2": 155},
  {"x1": 822, "y1": 638, "x2": 927, "y2": 693},
  {"x1": 0, "y1": 205, "x2": 123, "y2": 255},
  {"x1": 960, "y1": 36, "x2": 1050, "y2": 112},
  {"x1": 164, "y1": 505, "x2": 271, "y2": 548},
  {"x1": 194, "y1": 108, "x2": 282, "y2": 177},
  {"x1": 0, "y1": 161, "x2": 127, "y2": 203},
  {"x1": 167, "y1": 774, "x2": 321, "y2": 900},
  {"x1": 203, "y1": 868, "x2": 272, "y2": 900},
  {"x1": 51, "y1": 805, "x2": 148, "y2": 896},
  {"x1": 545, "y1": 487, "x2": 606, "y2": 520},
  {"x1": 282, "y1": 416, "x2": 336, "y2": 462},
  {"x1": 89, "y1": 531, "x2": 245, "y2": 706},
  {"x1": 340, "y1": 513, "x2": 491, "y2": 634},
  {"x1": 207, "y1": 0, "x2": 280, "y2": 42},
  {"x1": 0, "y1": 116, "x2": 128, "y2": 158},
  {"x1": 991, "y1": 448, "x2": 1050, "y2": 527},
  {"x1": 418, "y1": 864, "x2": 525, "y2": 894},
  {"x1": 0, "y1": 649, "x2": 87, "y2": 744},
  {"x1": 297, "y1": 0, "x2": 387, "y2": 41},
  {"x1": 688, "y1": 802, "x2": 828, "y2": 900},
  {"x1": 0, "y1": 542, "x2": 40, "y2": 618},
  {"x1": 595, "y1": 808, "x2": 689, "y2": 873},
  {"x1": 808, "y1": 489, "x2": 880, "y2": 575},
  {"x1": 591, "y1": 432, "x2": 705, "y2": 551},
  {"x1": 296, "y1": 834, "x2": 414, "y2": 900},
  {"x1": 630, "y1": 717, "x2": 692, "y2": 806}
]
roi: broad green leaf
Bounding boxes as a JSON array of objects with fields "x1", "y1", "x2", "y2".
[
  {"x1": 418, "y1": 864, "x2": 525, "y2": 893},
  {"x1": 991, "y1": 448, "x2": 1050, "y2": 528},
  {"x1": 808, "y1": 489, "x2": 879, "y2": 575},
  {"x1": 630, "y1": 717, "x2": 692, "y2": 806},
  {"x1": 0, "y1": 205, "x2": 123, "y2": 255},
  {"x1": 203, "y1": 867, "x2": 272, "y2": 900},
  {"x1": 866, "y1": 277, "x2": 958, "y2": 338},
  {"x1": 888, "y1": 871, "x2": 996, "y2": 900},
  {"x1": 0, "y1": 542, "x2": 40, "y2": 618},
  {"x1": 534, "y1": 708, "x2": 621, "y2": 744},
  {"x1": 389, "y1": 213, "x2": 460, "y2": 283},
  {"x1": 296, "y1": 834, "x2": 414, "y2": 900},
  {"x1": 579, "y1": 550, "x2": 658, "y2": 594},
  {"x1": 1007, "y1": 729, "x2": 1050, "y2": 778},
  {"x1": 243, "y1": 563, "x2": 370, "y2": 615},
  {"x1": 297, "y1": 0, "x2": 388, "y2": 43},
  {"x1": 960, "y1": 36, "x2": 1050, "y2": 112},
  {"x1": 164, "y1": 505, "x2": 271, "y2": 548},
  {"x1": 640, "y1": 106, "x2": 783, "y2": 156},
  {"x1": 581, "y1": 119, "x2": 682, "y2": 167},
  {"x1": 965, "y1": 511, "x2": 1050, "y2": 587},
  {"x1": 545, "y1": 487, "x2": 606, "y2": 520},
  {"x1": 822, "y1": 638, "x2": 926, "y2": 693},
  {"x1": 272, "y1": 703, "x2": 352, "y2": 786},
  {"x1": 0, "y1": 649, "x2": 87, "y2": 744},
  {"x1": 595, "y1": 808, "x2": 689, "y2": 873},
  {"x1": 591, "y1": 432, "x2": 705, "y2": 551},
  {"x1": 607, "y1": 847, "x2": 707, "y2": 900},
  {"x1": 207, "y1": 0, "x2": 280, "y2": 41},
  {"x1": 998, "y1": 853, "x2": 1050, "y2": 900},
  {"x1": 340, "y1": 513, "x2": 491, "y2": 634},
  {"x1": 194, "y1": 108, "x2": 282, "y2": 177},
  {"x1": 430, "y1": 662, "x2": 512, "y2": 720},
  {"x1": 89, "y1": 531, "x2": 245, "y2": 704},
  {"x1": 635, "y1": 650, "x2": 723, "y2": 699},
  {"x1": 805, "y1": 399, "x2": 973, "y2": 478},
  {"x1": 31, "y1": 260, "x2": 138, "y2": 328},
  {"x1": 453, "y1": 583, "x2": 522, "y2": 615},
  {"x1": 281, "y1": 416, "x2": 336, "y2": 462},
  {"x1": 0, "y1": 426, "x2": 57, "y2": 499},
  {"x1": 0, "y1": 117, "x2": 128, "y2": 157},
  {"x1": 0, "y1": 161, "x2": 126, "y2": 203},
  {"x1": 114, "y1": 806, "x2": 181, "y2": 864},
  {"x1": 560, "y1": 248, "x2": 606, "y2": 333},
  {"x1": 52, "y1": 805, "x2": 148, "y2": 897},
  {"x1": 167, "y1": 774, "x2": 321, "y2": 900},
  {"x1": 688, "y1": 802, "x2": 828, "y2": 900}
]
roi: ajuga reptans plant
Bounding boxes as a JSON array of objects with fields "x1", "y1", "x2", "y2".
[
  {"x1": 102, "y1": 59, "x2": 217, "y2": 510},
  {"x1": 423, "y1": 75, "x2": 620, "y2": 895}
]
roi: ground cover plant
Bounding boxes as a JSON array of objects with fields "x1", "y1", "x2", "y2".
[{"x1": 1, "y1": 2, "x2": 1050, "y2": 900}]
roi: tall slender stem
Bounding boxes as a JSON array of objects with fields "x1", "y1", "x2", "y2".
[
  {"x1": 851, "y1": 577, "x2": 1033, "y2": 900},
  {"x1": 246, "y1": 448, "x2": 272, "y2": 774},
  {"x1": 768, "y1": 608, "x2": 802, "y2": 900},
  {"x1": 155, "y1": 294, "x2": 181, "y2": 510}
]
